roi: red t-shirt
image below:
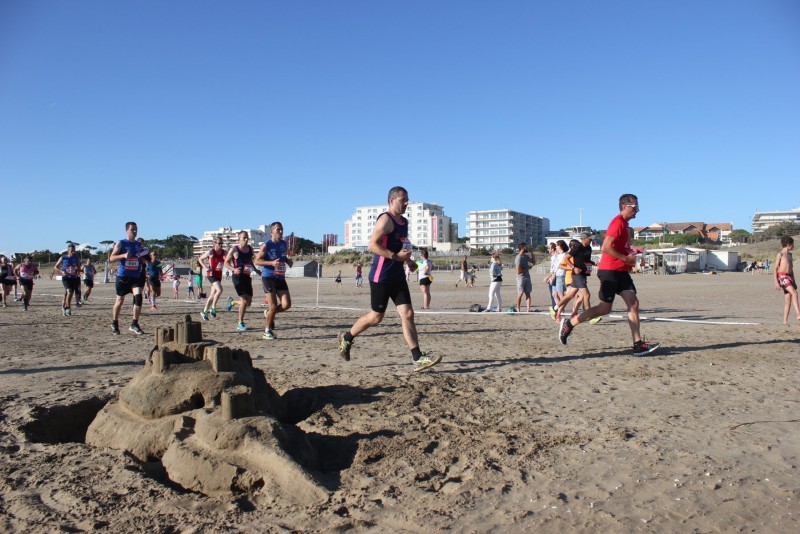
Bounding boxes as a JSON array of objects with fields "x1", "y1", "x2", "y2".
[{"x1": 598, "y1": 214, "x2": 632, "y2": 272}]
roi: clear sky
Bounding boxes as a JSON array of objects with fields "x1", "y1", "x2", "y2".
[{"x1": 2, "y1": 0, "x2": 798, "y2": 256}]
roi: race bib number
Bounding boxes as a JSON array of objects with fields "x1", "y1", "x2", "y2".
[
  {"x1": 401, "y1": 238, "x2": 413, "y2": 250},
  {"x1": 65, "y1": 265, "x2": 78, "y2": 276},
  {"x1": 243, "y1": 265, "x2": 253, "y2": 275},
  {"x1": 585, "y1": 265, "x2": 594, "y2": 275},
  {"x1": 20, "y1": 271, "x2": 33, "y2": 279},
  {"x1": 125, "y1": 259, "x2": 140, "y2": 271},
  {"x1": 275, "y1": 261, "x2": 287, "y2": 276}
]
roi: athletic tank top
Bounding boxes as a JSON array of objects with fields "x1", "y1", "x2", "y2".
[
  {"x1": 369, "y1": 212, "x2": 410, "y2": 284},
  {"x1": 209, "y1": 248, "x2": 225, "y2": 276},
  {"x1": 62, "y1": 255, "x2": 81, "y2": 278},
  {"x1": 116, "y1": 239, "x2": 143, "y2": 277},
  {"x1": 234, "y1": 246, "x2": 254, "y2": 276},
  {"x1": 83, "y1": 264, "x2": 96, "y2": 280},
  {"x1": 19, "y1": 263, "x2": 36, "y2": 280},
  {"x1": 261, "y1": 240, "x2": 288, "y2": 279}
]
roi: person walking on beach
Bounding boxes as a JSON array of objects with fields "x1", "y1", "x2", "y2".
[
  {"x1": 485, "y1": 252, "x2": 503, "y2": 312},
  {"x1": 186, "y1": 270, "x2": 195, "y2": 299},
  {"x1": 172, "y1": 276, "x2": 180, "y2": 299},
  {"x1": 417, "y1": 249, "x2": 433, "y2": 309},
  {"x1": 14, "y1": 256, "x2": 38, "y2": 311},
  {"x1": 82, "y1": 258, "x2": 96, "y2": 303},
  {"x1": 225, "y1": 230, "x2": 260, "y2": 331},
  {"x1": 455, "y1": 255, "x2": 469, "y2": 287},
  {"x1": 255, "y1": 221, "x2": 293, "y2": 340},
  {"x1": 355, "y1": 262, "x2": 363, "y2": 287},
  {"x1": 515, "y1": 243, "x2": 535, "y2": 312},
  {"x1": 774, "y1": 235, "x2": 800, "y2": 324},
  {"x1": 54, "y1": 244, "x2": 81, "y2": 316},
  {"x1": 109, "y1": 222, "x2": 146, "y2": 335},
  {"x1": 337, "y1": 186, "x2": 440, "y2": 370},
  {"x1": 199, "y1": 237, "x2": 227, "y2": 320},
  {"x1": 558, "y1": 194, "x2": 659, "y2": 356}
]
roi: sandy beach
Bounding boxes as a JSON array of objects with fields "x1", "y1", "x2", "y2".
[{"x1": 1, "y1": 268, "x2": 797, "y2": 532}]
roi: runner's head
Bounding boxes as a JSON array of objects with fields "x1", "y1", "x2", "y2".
[
  {"x1": 387, "y1": 186, "x2": 409, "y2": 215},
  {"x1": 238, "y1": 230, "x2": 250, "y2": 247},
  {"x1": 619, "y1": 194, "x2": 639, "y2": 220},
  {"x1": 125, "y1": 222, "x2": 138, "y2": 240},
  {"x1": 270, "y1": 222, "x2": 284, "y2": 241}
]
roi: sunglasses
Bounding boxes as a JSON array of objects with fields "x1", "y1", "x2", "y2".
[{"x1": 625, "y1": 204, "x2": 640, "y2": 212}]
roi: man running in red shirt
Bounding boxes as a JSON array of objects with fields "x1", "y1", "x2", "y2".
[{"x1": 558, "y1": 193, "x2": 659, "y2": 356}]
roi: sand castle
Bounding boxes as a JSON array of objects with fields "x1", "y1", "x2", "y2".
[{"x1": 86, "y1": 315, "x2": 328, "y2": 504}]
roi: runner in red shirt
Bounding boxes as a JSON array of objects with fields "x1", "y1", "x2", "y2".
[{"x1": 558, "y1": 194, "x2": 659, "y2": 356}]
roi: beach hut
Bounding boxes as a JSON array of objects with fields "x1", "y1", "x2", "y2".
[
  {"x1": 286, "y1": 261, "x2": 321, "y2": 278},
  {"x1": 645, "y1": 247, "x2": 707, "y2": 273}
]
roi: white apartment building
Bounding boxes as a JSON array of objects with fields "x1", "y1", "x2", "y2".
[
  {"x1": 192, "y1": 226, "x2": 270, "y2": 257},
  {"x1": 343, "y1": 203, "x2": 458, "y2": 251},
  {"x1": 752, "y1": 208, "x2": 800, "y2": 233},
  {"x1": 467, "y1": 209, "x2": 550, "y2": 250}
]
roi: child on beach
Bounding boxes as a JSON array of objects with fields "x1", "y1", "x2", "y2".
[
  {"x1": 774, "y1": 235, "x2": 800, "y2": 324},
  {"x1": 173, "y1": 276, "x2": 180, "y2": 299}
]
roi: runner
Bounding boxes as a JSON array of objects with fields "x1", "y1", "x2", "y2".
[
  {"x1": 199, "y1": 237, "x2": 227, "y2": 321},
  {"x1": 515, "y1": 243, "x2": 535, "y2": 312},
  {"x1": 0, "y1": 256, "x2": 17, "y2": 308},
  {"x1": 82, "y1": 258, "x2": 97, "y2": 303},
  {"x1": 336, "y1": 186, "x2": 440, "y2": 371},
  {"x1": 255, "y1": 222, "x2": 293, "y2": 340},
  {"x1": 224, "y1": 230, "x2": 260, "y2": 331},
  {"x1": 558, "y1": 194, "x2": 660, "y2": 356},
  {"x1": 53, "y1": 244, "x2": 81, "y2": 316},
  {"x1": 109, "y1": 222, "x2": 146, "y2": 335},
  {"x1": 14, "y1": 256, "x2": 38, "y2": 311},
  {"x1": 146, "y1": 251, "x2": 163, "y2": 310}
]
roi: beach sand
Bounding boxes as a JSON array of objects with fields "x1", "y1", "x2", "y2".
[{"x1": 0, "y1": 268, "x2": 797, "y2": 532}]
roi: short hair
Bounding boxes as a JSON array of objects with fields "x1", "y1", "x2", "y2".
[
  {"x1": 125, "y1": 221, "x2": 137, "y2": 230},
  {"x1": 388, "y1": 186, "x2": 408, "y2": 202},
  {"x1": 270, "y1": 221, "x2": 283, "y2": 230},
  {"x1": 549, "y1": 242, "x2": 556, "y2": 250},
  {"x1": 238, "y1": 230, "x2": 249, "y2": 239},
  {"x1": 618, "y1": 194, "x2": 638, "y2": 210},
  {"x1": 518, "y1": 243, "x2": 527, "y2": 251},
  {"x1": 781, "y1": 235, "x2": 794, "y2": 248},
  {"x1": 67, "y1": 243, "x2": 76, "y2": 249}
]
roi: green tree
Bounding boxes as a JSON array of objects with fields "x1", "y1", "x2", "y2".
[{"x1": 729, "y1": 229, "x2": 751, "y2": 244}]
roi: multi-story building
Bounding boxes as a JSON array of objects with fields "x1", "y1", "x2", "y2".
[
  {"x1": 467, "y1": 209, "x2": 550, "y2": 250},
  {"x1": 751, "y1": 208, "x2": 800, "y2": 233},
  {"x1": 192, "y1": 226, "x2": 270, "y2": 257},
  {"x1": 343, "y1": 203, "x2": 458, "y2": 251}
]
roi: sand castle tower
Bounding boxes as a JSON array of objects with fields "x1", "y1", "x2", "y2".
[{"x1": 86, "y1": 315, "x2": 327, "y2": 503}]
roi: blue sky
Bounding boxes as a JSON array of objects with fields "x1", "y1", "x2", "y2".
[{"x1": 2, "y1": 0, "x2": 798, "y2": 256}]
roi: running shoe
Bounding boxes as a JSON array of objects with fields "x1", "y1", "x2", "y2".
[
  {"x1": 337, "y1": 331, "x2": 352, "y2": 361},
  {"x1": 129, "y1": 323, "x2": 144, "y2": 335},
  {"x1": 262, "y1": 329, "x2": 277, "y2": 340},
  {"x1": 633, "y1": 340, "x2": 660, "y2": 356},
  {"x1": 226, "y1": 297, "x2": 234, "y2": 312},
  {"x1": 151, "y1": 305, "x2": 158, "y2": 311},
  {"x1": 549, "y1": 306, "x2": 557, "y2": 321},
  {"x1": 589, "y1": 316, "x2": 603, "y2": 325},
  {"x1": 65, "y1": 307, "x2": 71, "y2": 316},
  {"x1": 413, "y1": 352, "x2": 443, "y2": 371},
  {"x1": 236, "y1": 323, "x2": 247, "y2": 332},
  {"x1": 210, "y1": 307, "x2": 217, "y2": 318},
  {"x1": 111, "y1": 322, "x2": 120, "y2": 336},
  {"x1": 82, "y1": 296, "x2": 88, "y2": 304},
  {"x1": 558, "y1": 317, "x2": 573, "y2": 346},
  {"x1": 200, "y1": 310, "x2": 209, "y2": 321},
  {"x1": 23, "y1": 302, "x2": 28, "y2": 311}
]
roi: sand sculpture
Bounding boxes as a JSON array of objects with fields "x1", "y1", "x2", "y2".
[{"x1": 86, "y1": 315, "x2": 328, "y2": 504}]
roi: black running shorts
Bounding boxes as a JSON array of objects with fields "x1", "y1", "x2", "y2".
[
  {"x1": 369, "y1": 280, "x2": 412, "y2": 313},
  {"x1": 597, "y1": 270, "x2": 637, "y2": 304}
]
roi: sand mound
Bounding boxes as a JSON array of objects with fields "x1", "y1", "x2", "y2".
[{"x1": 86, "y1": 315, "x2": 327, "y2": 504}]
